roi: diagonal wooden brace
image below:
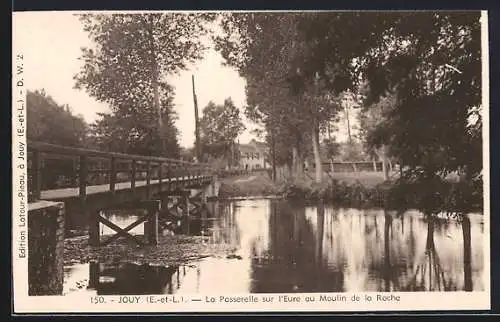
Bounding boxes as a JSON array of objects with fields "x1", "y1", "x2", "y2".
[{"x1": 99, "y1": 213, "x2": 148, "y2": 246}]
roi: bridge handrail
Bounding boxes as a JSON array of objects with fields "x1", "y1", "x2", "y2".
[
  {"x1": 26, "y1": 140, "x2": 229, "y2": 203},
  {"x1": 27, "y1": 140, "x2": 213, "y2": 168}
]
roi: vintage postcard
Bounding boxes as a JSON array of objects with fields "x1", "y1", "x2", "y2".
[{"x1": 12, "y1": 10, "x2": 490, "y2": 313}]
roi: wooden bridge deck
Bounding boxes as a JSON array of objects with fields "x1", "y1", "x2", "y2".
[{"x1": 40, "y1": 175, "x2": 210, "y2": 200}]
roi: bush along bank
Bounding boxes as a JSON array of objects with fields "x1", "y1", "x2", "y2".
[
  {"x1": 280, "y1": 177, "x2": 483, "y2": 213},
  {"x1": 280, "y1": 179, "x2": 390, "y2": 208}
]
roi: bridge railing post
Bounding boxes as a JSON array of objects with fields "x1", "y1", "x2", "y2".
[
  {"x1": 158, "y1": 162, "x2": 163, "y2": 186},
  {"x1": 146, "y1": 200, "x2": 159, "y2": 245},
  {"x1": 167, "y1": 163, "x2": 172, "y2": 189},
  {"x1": 110, "y1": 156, "x2": 117, "y2": 195},
  {"x1": 79, "y1": 155, "x2": 88, "y2": 201},
  {"x1": 88, "y1": 209, "x2": 100, "y2": 246},
  {"x1": 146, "y1": 161, "x2": 152, "y2": 198},
  {"x1": 131, "y1": 160, "x2": 137, "y2": 193}
]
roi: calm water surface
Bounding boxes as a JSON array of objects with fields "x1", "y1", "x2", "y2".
[{"x1": 64, "y1": 199, "x2": 485, "y2": 295}]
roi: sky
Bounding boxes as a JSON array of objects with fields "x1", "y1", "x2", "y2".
[
  {"x1": 12, "y1": 11, "x2": 261, "y2": 149},
  {"x1": 13, "y1": 11, "x2": 355, "y2": 149}
]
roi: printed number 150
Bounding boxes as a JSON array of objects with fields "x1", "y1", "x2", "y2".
[{"x1": 91, "y1": 296, "x2": 105, "y2": 304}]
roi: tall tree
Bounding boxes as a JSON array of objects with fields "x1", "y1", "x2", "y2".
[
  {"x1": 86, "y1": 84, "x2": 180, "y2": 156},
  {"x1": 75, "y1": 13, "x2": 215, "y2": 157},
  {"x1": 216, "y1": 11, "x2": 482, "y2": 201},
  {"x1": 362, "y1": 14, "x2": 481, "y2": 171},
  {"x1": 357, "y1": 92, "x2": 398, "y2": 180},
  {"x1": 290, "y1": 12, "x2": 482, "y2": 203},
  {"x1": 353, "y1": 12, "x2": 482, "y2": 213},
  {"x1": 199, "y1": 98, "x2": 245, "y2": 164},
  {"x1": 215, "y1": 13, "x2": 366, "y2": 182}
]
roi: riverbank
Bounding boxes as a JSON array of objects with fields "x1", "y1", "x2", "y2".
[
  {"x1": 64, "y1": 234, "x2": 237, "y2": 267},
  {"x1": 218, "y1": 171, "x2": 282, "y2": 198},
  {"x1": 218, "y1": 171, "x2": 482, "y2": 212},
  {"x1": 218, "y1": 171, "x2": 391, "y2": 205}
]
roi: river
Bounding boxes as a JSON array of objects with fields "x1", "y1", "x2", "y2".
[{"x1": 63, "y1": 199, "x2": 485, "y2": 295}]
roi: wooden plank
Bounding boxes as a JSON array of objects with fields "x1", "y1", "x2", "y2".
[
  {"x1": 38, "y1": 175, "x2": 206, "y2": 200},
  {"x1": 28, "y1": 140, "x2": 199, "y2": 166}
]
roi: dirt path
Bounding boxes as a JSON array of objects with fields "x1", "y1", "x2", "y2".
[{"x1": 232, "y1": 175, "x2": 257, "y2": 184}]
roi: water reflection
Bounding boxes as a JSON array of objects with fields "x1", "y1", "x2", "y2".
[
  {"x1": 64, "y1": 199, "x2": 484, "y2": 295},
  {"x1": 88, "y1": 262, "x2": 185, "y2": 295}
]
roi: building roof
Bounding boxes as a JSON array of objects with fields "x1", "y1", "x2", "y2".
[
  {"x1": 237, "y1": 144, "x2": 258, "y2": 153},
  {"x1": 253, "y1": 141, "x2": 268, "y2": 151},
  {"x1": 237, "y1": 139, "x2": 268, "y2": 154}
]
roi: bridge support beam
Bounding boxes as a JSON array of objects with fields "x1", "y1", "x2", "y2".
[{"x1": 157, "y1": 187, "x2": 215, "y2": 235}]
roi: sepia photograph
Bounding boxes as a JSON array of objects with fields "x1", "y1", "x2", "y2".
[{"x1": 12, "y1": 10, "x2": 489, "y2": 313}]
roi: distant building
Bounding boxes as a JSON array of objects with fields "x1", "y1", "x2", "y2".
[{"x1": 236, "y1": 139, "x2": 269, "y2": 170}]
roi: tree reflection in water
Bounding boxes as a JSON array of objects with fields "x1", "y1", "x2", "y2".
[
  {"x1": 71, "y1": 200, "x2": 481, "y2": 295},
  {"x1": 246, "y1": 201, "x2": 480, "y2": 293},
  {"x1": 250, "y1": 200, "x2": 344, "y2": 293},
  {"x1": 400, "y1": 214, "x2": 473, "y2": 292}
]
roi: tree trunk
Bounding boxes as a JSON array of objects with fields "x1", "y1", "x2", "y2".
[
  {"x1": 147, "y1": 17, "x2": 164, "y2": 155},
  {"x1": 382, "y1": 158, "x2": 388, "y2": 180},
  {"x1": 292, "y1": 136, "x2": 303, "y2": 178},
  {"x1": 292, "y1": 145, "x2": 298, "y2": 177},
  {"x1": 287, "y1": 162, "x2": 292, "y2": 179},
  {"x1": 292, "y1": 94, "x2": 305, "y2": 179},
  {"x1": 270, "y1": 129, "x2": 277, "y2": 182},
  {"x1": 380, "y1": 145, "x2": 389, "y2": 181},
  {"x1": 311, "y1": 118, "x2": 323, "y2": 183}
]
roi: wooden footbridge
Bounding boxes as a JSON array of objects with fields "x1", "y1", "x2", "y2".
[{"x1": 27, "y1": 140, "x2": 240, "y2": 248}]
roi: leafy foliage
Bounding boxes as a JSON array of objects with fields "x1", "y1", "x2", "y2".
[
  {"x1": 87, "y1": 85, "x2": 180, "y2": 157},
  {"x1": 199, "y1": 98, "x2": 245, "y2": 162},
  {"x1": 75, "y1": 13, "x2": 215, "y2": 157},
  {"x1": 215, "y1": 11, "x2": 483, "y2": 213},
  {"x1": 359, "y1": 12, "x2": 482, "y2": 182},
  {"x1": 27, "y1": 90, "x2": 89, "y2": 189},
  {"x1": 214, "y1": 13, "x2": 346, "y2": 179},
  {"x1": 27, "y1": 89, "x2": 88, "y2": 147}
]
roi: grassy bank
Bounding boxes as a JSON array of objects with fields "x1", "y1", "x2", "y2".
[
  {"x1": 279, "y1": 175, "x2": 392, "y2": 208},
  {"x1": 218, "y1": 170, "x2": 391, "y2": 206},
  {"x1": 218, "y1": 170, "x2": 482, "y2": 213},
  {"x1": 218, "y1": 171, "x2": 282, "y2": 198}
]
